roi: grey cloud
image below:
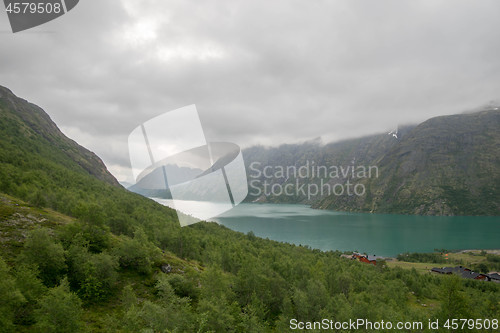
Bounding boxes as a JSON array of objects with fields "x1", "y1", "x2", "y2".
[{"x1": 1, "y1": 0, "x2": 499, "y2": 182}]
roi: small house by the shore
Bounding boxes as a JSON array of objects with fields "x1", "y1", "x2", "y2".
[
  {"x1": 488, "y1": 273, "x2": 500, "y2": 283},
  {"x1": 352, "y1": 253, "x2": 385, "y2": 265},
  {"x1": 431, "y1": 265, "x2": 492, "y2": 281}
]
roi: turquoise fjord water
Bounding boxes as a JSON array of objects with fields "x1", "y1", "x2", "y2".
[{"x1": 210, "y1": 203, "x2": 500, "y2": 257}]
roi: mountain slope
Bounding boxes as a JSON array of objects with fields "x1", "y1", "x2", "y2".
[
  {"x1": 0, "y1": 85, "x2": 119, "y2": 187},
  {"x1": 314, "y1": 110, "x2": 500, "y2": 215},
  {"x1": 244, "y1": 109, "x2": 500, "y2": 215},
  {"x1": 242, "y1": 125, "x2": 415, "y2": 204}
]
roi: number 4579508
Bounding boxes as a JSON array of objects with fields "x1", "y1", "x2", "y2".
[
  {"x1": 5, "y1": 2, "x2": 62, "y2": 14},
  {"x1": 443, "y1": 318, "x2": 498, "y2": 330}
]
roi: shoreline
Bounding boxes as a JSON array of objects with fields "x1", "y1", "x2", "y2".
[{"x1": 347, "y1": 249, "x2": 500, "y2": 261}]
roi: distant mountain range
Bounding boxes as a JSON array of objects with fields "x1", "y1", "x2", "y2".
[
  {"x1": 2, "y1": 83, "x2": 497, "y2": 216},
  {"x1": 243, "y1": 109, "x2": 500, "y2": 216}
]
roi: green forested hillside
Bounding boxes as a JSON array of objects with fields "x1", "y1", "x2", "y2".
[
  {"x1": 0, "y1": 86, "x2": 499, "y2": 332},
  {"x1": 0, "y1": 86, "x2": 119, "y2": 188}
]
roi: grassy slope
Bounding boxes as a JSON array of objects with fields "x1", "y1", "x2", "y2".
[
  {"x1": 0, "y1": 193, "x2": 73, "y2": 262},
  {"x1": 0, "y1": 193, "x2": 203, "y2": 332}
]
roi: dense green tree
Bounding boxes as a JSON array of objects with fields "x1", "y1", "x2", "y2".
[
  {"x1": 33, "y1": 278, "x2": 83, "y2": 333},
  {"x1": 59, "y1": 221, "x2": 111, "y2": 253},
  {"x1": 438, "y1": 275, "x2": 470, "y2": 321},
  {"x1": 166, "y1": 272, "x2": 200, "y2": 301},
  {"x1": 0, "y1": 258, "x2": 25, "y2": 332},
  {"x1": 197, "y1": 297, "x2": 240, "y2": 332},
  {"x1": 13, "y1": 264, "x2": 47, "y2": 325},
  {"x1": 66, "y1": 243, "x2": 118, "y2": 302},
  {"x1": 80, "y1": 252, "x2": 118, "y2": 302},
  {"x1": 18, "y1": 228, "x2": 66, "y2": 286},
  {"x1": 122, "y1": 275, "x2": 195, "y2": 332},
  {"x1": 113, "y1": 228, "x2": 161, "y2": 274}
]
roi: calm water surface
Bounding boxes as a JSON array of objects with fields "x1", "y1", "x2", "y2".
[
  {"x1": 211, "y1": 203, "x2": 500, "y2": 257},
  {"x1": 155, "y1": 200, "x2": 500, "y2": 257}
]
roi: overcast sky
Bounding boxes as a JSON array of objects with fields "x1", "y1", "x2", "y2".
[{"x1": 1, "y1": 0, "x2": 499, "y2": 182}]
